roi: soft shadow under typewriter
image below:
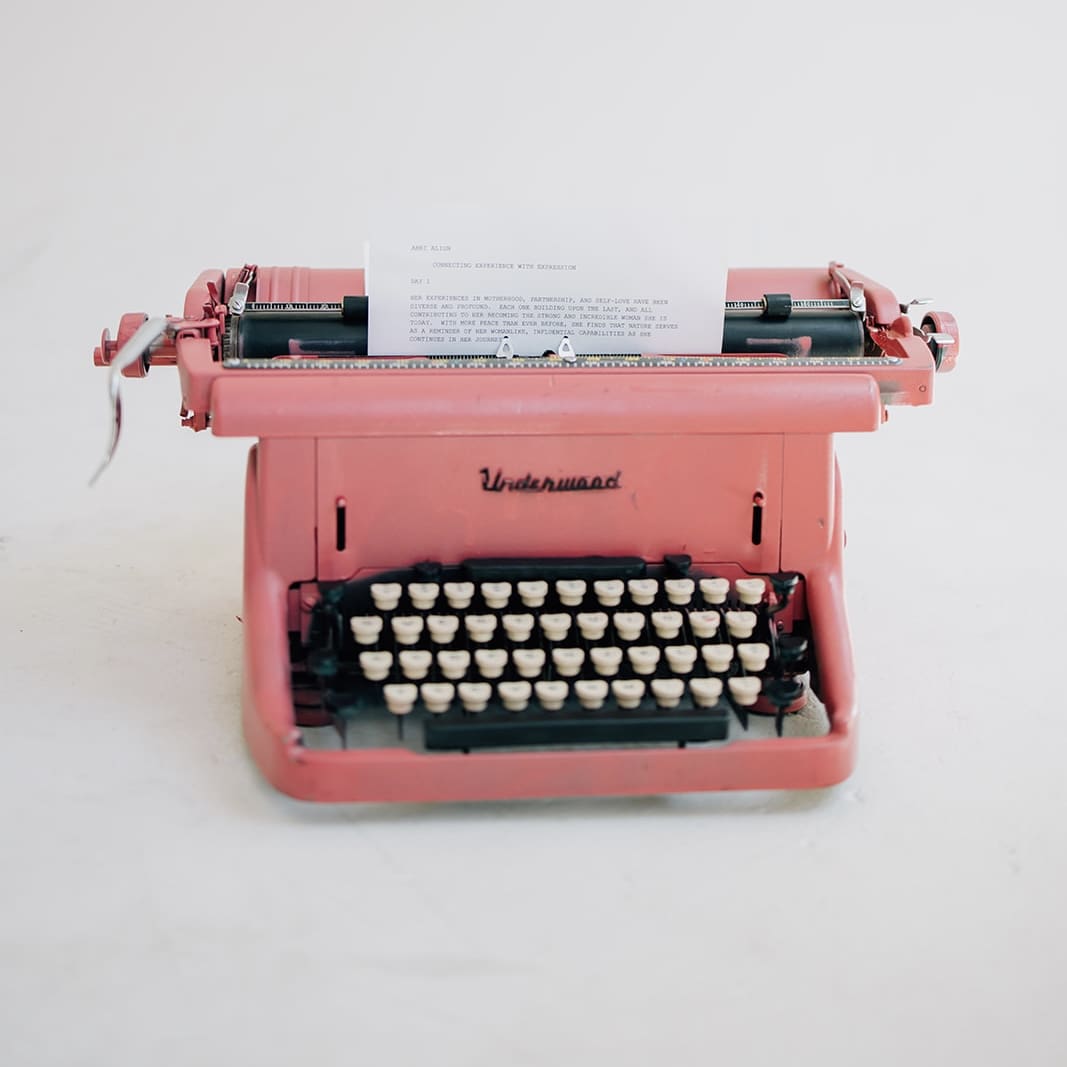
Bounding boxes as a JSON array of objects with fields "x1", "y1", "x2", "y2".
[{"x1": 293, "y1": 556, "x2": 828, "y2": 756}]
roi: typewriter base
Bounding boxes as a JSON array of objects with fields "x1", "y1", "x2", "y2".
[{"x1": 240, "y1": 449, "x2": 858, "y2": 803}]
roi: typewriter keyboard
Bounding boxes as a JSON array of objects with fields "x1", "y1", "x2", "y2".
[{"x1": 296, "y1": 557, "x2": 815, "y2": 751}]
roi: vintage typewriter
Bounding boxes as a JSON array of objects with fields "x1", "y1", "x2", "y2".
[{"x1": 93, "y1": 262, "x2": 957, "y2": 802}]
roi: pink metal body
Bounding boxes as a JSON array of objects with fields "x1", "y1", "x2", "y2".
[{"x1": 101, "y1": 265, "x2": 953, "y2": 802}]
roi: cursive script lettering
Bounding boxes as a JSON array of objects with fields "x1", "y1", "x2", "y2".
[{"x1": 479, "y1": 468, "x2": 622, "y2": 493}]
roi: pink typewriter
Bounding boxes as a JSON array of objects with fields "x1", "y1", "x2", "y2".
[{"x1": 93, "y1": 263, "x2": 957, "y2": 802}]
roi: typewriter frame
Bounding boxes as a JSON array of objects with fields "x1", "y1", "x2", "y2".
[{"x1": 102, "y1": 264, "x2": 950, "y2": 802}]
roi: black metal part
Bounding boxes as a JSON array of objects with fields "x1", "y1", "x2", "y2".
[
  {"x1": 295, "y1": 557, "x2": 818, "y2": 752},
  {"x1": 762, "y1": 293, "x2": 792, "y2": 320},
  {"x1": 663, "y1": 554, "x2": 692, "y2": 578},
  {"x1": 769, "y1": 571, "x2": 800, "y2": 614},
  {"x1": 721, "y1": 313, "x2": 864, "y2": 358},
  {"x1": 413, "y1": 560, "x2": 445, "y2": 583},
  {"x1": 335, "y1": 501, "x2": 347, "y2": 552},
  {"x1": 342, "y1": 295, "x2": 368, "y2": 324},
  {"x1": 764, "y1": 677, "x2": 806, "y2": 736},
  {"x1": 463, "y1": 556, "x2": 647, "y2": 582},
  {"x1": 424, "y1": 699, "x2": 730, "y2": 750},
  {"x1": 306, "y1": 649, "x2": 340, "y2": 679},
  {"x1": 235, "y1": 303, "x2": 368, "y2": 359},
  {"x1": 231, "y1": 295, "x2": 865, "y2": 361},
  {"x1": 776, "y1": 634, "x2": 809, "y2": 671},
  {"x1": 725, "y1": 690, "x2": 749, "y2": 731}
]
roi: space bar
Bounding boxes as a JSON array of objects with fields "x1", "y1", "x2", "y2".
[{"x1": 424, "y1": 709, "x2": 729, "y2": 750}]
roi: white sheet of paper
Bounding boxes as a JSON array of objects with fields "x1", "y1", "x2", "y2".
[{"x1": 366, "y1": 221, "x2": 727, "y2": 357}]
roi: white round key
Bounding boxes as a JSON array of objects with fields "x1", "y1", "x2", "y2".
[
  {"x1": 350, "y1": 616, "x2": 383, "y2": 645},
  {"x1": 474, "y1": 648, "x2": 508, "y2": 679},
  {"x1": 408, "y1": 582, "x2": 439, "y2": 610},
  {"x1": 688, "y1": 610, "x2": 721, "y2": 639},
  {"x1": 517, "y1": 580, "x2": 548, "y2": 608},
  {"x1": 627, "y1": 645, "x2": 660, "y2": 675},
  {"x1": 420, "y1": 682, "x2": 455, "y2": 714},
  {"x1": 552, "y1": 647, "x2": 585, "y2": 677},
  {"x1": 458, "y1": 681, "x2": 491, "y2": 713},
  {"x1": 498, "y1": 680, "x2": 532, "y2": 712},
  {"x1": 628, "y1": 578, "x2": 658, "y2": 606},
  {"x1": 612, "y1": 678, "x2": 646, "y2": 709},
  {"x1": 728, "y1": 676, "x2": 762, "y2": 707},
  {"x1": 664, "y1": 644, "x2": 697, "y2": 674},
  {"x1": 725, "y1": 610, "x2": 757, "y2": 640},
  {"x1": 480, "y1": 581, "x2": 512, "y2": 609},
  {"x1": 590, "y1": 646, "x2": 624, "y2": 677},
  {"x1": 702, "y1": 644, "x2": 735, "y2": 673},
  {"x1": 513, "y1": 648, "x2": 547, "y2": 679},
  {"x1": 575, "y1": 679, "x2": 609, "y2": 710},
  {"x1": 502, "y1": 613, "x2": 535, "y2": 642},
  {"x1": 556, "y1": 579, "x2": 587, "y2": 607},
  {"x1": 399, "y1": 649, "x2": 432, "y2": 680},
  {"x1": 443, "y1": 581, "x2": 474, "y2": 610},
  {"x1": 651, "y1": 677, "x2": 685, "y2": 709},
  {"x1": 576, "y1": 612, "x2": 609, "y2": 641},
  {"x1": 539, "y1": 613, "x2": 572, "y2": 642},
  {"x1": 465, "y1": 614, "x2": 497, "y2": 643},
  {"x1": 613, "y1": 612, "x2": 645, "y2": 641},
  {"x1": 383, "y1": 683, "x2": 417, "y2": 716},
  {"x1": 594, "y1": 579, "x2": 624, "y2": 607},
  {"x1": 370, "y1": 582, "x2": 402, "y2": 611},
  {"x1": 426, "y1": 614, "x2": 460, "y2": 644},
  {"x1": 359, "y1": 650, "x2": 393, "y2": 681},
  {"x1": 690, "y1": 677, "x2": 724, "y2": 708},
  {"x1": 651, "y1": 610, "x2": 683, "y2": 640},
  {"x1": 535, "y1": 680, "x2": 568, "y2": 711},
  {"x1": 700, "y1": 577, "x2": 730, "y2": 605},
  {"x1": 738, "y1": 642, "x2": 771, "y2": 672},
  {"x1": 437, "y1": 649, "x2": 471, "y2": 680},
  {"x1": 735, "y1": 578, "x2": 766, "y2": 606},
  {"x1": 391, "y1": 615, "x2": 424, "y2": 645},
  {"x1": 664, "y1": 578, "x2": 695, "y2": 606}
]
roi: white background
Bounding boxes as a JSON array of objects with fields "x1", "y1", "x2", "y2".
[{"x1": 2, "y1": 2, "x2": 1065, "y2": 1064}]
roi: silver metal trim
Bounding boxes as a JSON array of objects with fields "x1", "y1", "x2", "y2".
[
  {"x1": 227, "y1": 281, "x2": 250, "y2": 315},
  {"x1": 725, "y1": 299, "x2": 854, "y2": 313},
  {"x1": 222, "y1": 354, "x2": 902, "y2": 370}
]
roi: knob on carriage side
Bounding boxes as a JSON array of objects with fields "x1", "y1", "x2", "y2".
[{"x1": 920, "y1": 311, "x2": 959, "y2": 372}]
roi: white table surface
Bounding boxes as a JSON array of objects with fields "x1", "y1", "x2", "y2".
[{"x1": 3, "y1": 2, "x2": 1064, "y2": 1064}]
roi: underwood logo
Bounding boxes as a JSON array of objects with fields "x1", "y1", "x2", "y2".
[{"x1": 479, "y1": 467, "x2": 623, "y2": 493}]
